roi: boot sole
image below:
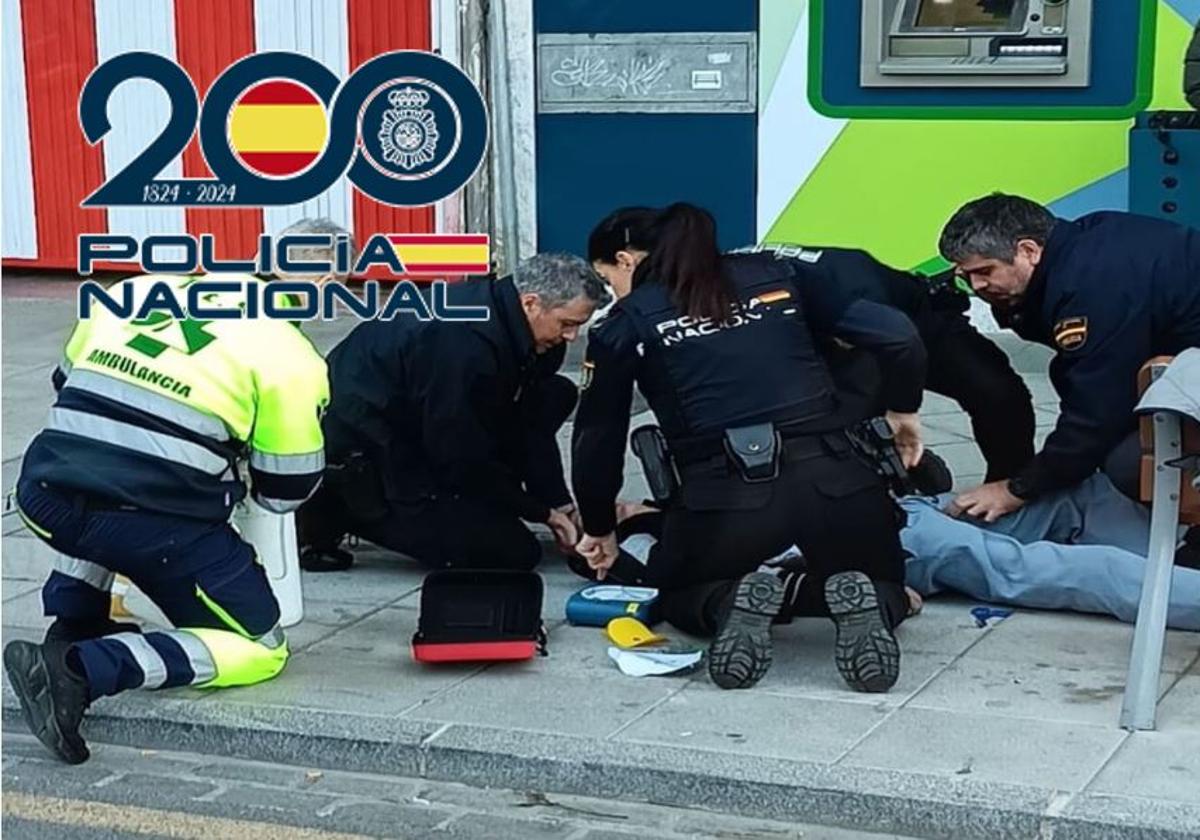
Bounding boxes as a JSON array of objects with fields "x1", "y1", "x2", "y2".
[
  {"x1": 825, "y1": 572, "x2": 900, "y2": 693},
  {"x1": 708, "y1": 572, "x2": 784, "y2": 690},
  {"x1": 3, "y1": 642, "x2": 88, "y2": 764}
]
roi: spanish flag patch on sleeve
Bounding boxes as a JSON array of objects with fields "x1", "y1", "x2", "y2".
[
  {"x1": 1053, "y1": 316, "x2": 1088, "y2": 351},
  {"x1": 753, "y1": 289, "x2": 792, "y2": 309}
]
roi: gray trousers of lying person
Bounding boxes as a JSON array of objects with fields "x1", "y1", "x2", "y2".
[{"x1": 900, "y1": 473, "x2": 1200, "y2": 631}]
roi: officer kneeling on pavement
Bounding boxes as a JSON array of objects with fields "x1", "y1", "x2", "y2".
[
  {"x1": 297, "y1": 253, "x2": 609, "y2": 572},
  {"x1": 939, "y1": 194, "x2": 1200, "y2": 522},
  {"x1": 730, "y1": 241, "x2": 1034, "y2": 483},
  {"x1": 572, "y1": 202, "x2": 927, "y2": 693},
  {"x1": 3, "y1": 219, "x2": 340, "y2": 764}
]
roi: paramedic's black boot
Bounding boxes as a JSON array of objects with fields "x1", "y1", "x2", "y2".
[
  {"x1": 825, "y1": 571, "x2": 901, "y2": 693},
  {"x1": 708, "y1": 572, "x2": 784, "y2": 690},
  {"x1": 299, "y1": 545, "x2": 354, "y2": 572},
  {"x1": 3, "y1": 640, "x2": 90, "y2": 764},
  {"x1": 44, "y1": 618, "x2": 139, "y2": 646}
]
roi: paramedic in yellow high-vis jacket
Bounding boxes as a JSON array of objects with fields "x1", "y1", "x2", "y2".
[{"x1": 4, "y1": 219, "x2": 349, "y2": 765}]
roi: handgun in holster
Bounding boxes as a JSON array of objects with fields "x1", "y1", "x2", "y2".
[
  {"x1": 848, "y1": 417, "x2": 952, "y2": 498},
  {"x1": 631, "y1": 425, "x2": 679, "y2": 505},
  {"x1": 848, "y1": 417, "x2": 917, "y2": 497}
]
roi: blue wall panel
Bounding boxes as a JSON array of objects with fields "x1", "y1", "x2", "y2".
[
  {"x1": 534, "y1": 0, "x2": 759, "y2": 254},
  {"x1": 536, "y1": 1, "x2": 754, "y2": 34},
  {"x1": 537, "y1": 114, "x2": 757, "y2": 254}
]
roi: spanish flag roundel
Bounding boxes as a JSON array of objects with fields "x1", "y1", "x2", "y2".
[{"x1": 228, "y1": 80, "x2": 328, "y2": 178}]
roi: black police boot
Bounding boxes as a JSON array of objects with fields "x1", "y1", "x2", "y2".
[
  {"x1": 3, "y1": 640, "x2": 90, "y2": 764},
  {"x1": 707, "y1": 572, "x2": 785, "y2": 690},
  {"x1": 825, "y1": 571, "x2": 901, "y2": 693},
  {"x1": 908, "y1": 450, "x2": 953, "y2": 496},
  {"x1": 44, "y1": 618, "x2": 140, "y2": 646}
]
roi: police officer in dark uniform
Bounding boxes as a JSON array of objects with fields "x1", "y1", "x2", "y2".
[
  {"x1": 573, "y1": 203, "x2": 927, "y2": 694},
  {"x1": 297, "y1": 253, "x2": 608, "y2": 572},
  {"x1": 730, "y1": 242, "x2": 1035, "y2": 481},
  {"x1": 938, "y1": 193, "x2": 1200, "y2": 521}
]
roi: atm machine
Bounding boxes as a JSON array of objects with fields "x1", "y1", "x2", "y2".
[{"x1": 861, "y1": 0, "x2": 1093, "y2": 88}]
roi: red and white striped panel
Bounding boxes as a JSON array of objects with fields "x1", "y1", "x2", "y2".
[{"x1": 1, "y1": 0, "x2": 434, "y2": 273}]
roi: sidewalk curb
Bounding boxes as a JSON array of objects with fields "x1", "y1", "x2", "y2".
[{"x1": 6, "y1": 696, "x2": 1196, "y2": 840}]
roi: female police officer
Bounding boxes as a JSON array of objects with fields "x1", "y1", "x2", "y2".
[{"x1": 572, "y1": 203, "x2": 926, "y2": 693}]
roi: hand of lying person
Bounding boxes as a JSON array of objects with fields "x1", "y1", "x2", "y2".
[
  {"x1": 575, "y1": 532, "x2": 619, "y2": 581},
  {"x1": 546, "y1": 508, "x2": 579, "y2": 554},
  {"x1": 556, "y1": 503, "x2": 584, "y2": 534}
]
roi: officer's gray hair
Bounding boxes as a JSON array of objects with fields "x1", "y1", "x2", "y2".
[
  {"x1": 275, "y1": 217, "x2": 357, "y2": 280},
  {"x1": 938, "y1": 193, "x2": 1056, "y2": 263},
  {"x1": 511, "y1": 252, "x2": 610, "y2": 310}
]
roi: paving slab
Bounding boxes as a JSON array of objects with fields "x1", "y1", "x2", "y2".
[
  {"x1": 1086, "y1": 730, "x2": 1200, "y2": 804},
  {"x1": 1155, "y1": 669, "x2": 1200, "y2": 733},
  {"x1": 839, "y1": 705, "x2": 1127, "y2": 791},
  {"x1": 966, "y1": 609, "x2": 1200, "y2": 675},
  {"x1": 1059, "y1": 795, "x2": 1200, "y2": 840},
  {"x1": 914, "y1": 392, "x2": 962, "y2": 416},
  {"x1": 909, "y1": 658, "x2": 1180, "y2": 727},
  {"x1": 211, "y1": 605, "x2": 484, "y2": 716},
  {"x1": 2, "y1": 587, "x2": 47, "y2": 630},
  {"x1": 749, "y1": 618, "x2": 962, "y2": 707},
  {"x1": 614, "y1": 684, "x2": 887, "y2": 763},
  {"x1": 2, "y1": 534, "x2": 48, "y2": 584},
  {"x1": 1, "y1": 365, "x2": 53, "y2": 459},
  {"x1": 922, "y1": 410, "x2": 1057, "y2": 442},
  {"x1": 403, "y1": 662, "x2": 684, "y2": 739},
  {"x1": 917, "y1": 422, "x2": 974, "y2": 447}
]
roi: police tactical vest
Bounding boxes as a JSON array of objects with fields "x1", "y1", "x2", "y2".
[{"x1": 619, "y1": 255, "x2": 839, "y2": 450}]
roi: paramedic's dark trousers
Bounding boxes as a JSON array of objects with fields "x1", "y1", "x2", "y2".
[
  {"x1": 14, "y1": 478, "x2": 287, "y2": 701},
  {"x1": 302, "y1": 374, "x2": 577, "y2": 570},
  {"x1": 584, "y1": 434, "x2": 911, "y2": 635}
]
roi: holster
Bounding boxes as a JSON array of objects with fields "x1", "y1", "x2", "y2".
[
  {"x1": 631, "y1": 425, "x2": 679, "y2": 504},
  {"x1": 846, "y1": 417, "x2": 915, "y2": 497},
  {"x1": 723, "y1": 423, "x2": 781, "y2": 483}
]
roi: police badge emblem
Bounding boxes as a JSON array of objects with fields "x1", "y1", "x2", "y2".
[
  {"x1": 1053, "y1": 316, "x2": 1088, "y2": 351},
  {"x1": 378, "y1": 87, "x2": 439, "y2": 171}
]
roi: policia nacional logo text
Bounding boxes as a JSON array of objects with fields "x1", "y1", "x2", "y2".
[
  {"x1": 86, "y1": 349, "x2": 192, "y2": 398},
  {"x1": 656, "y1": 289, "x2": 795, "y2": 346}
]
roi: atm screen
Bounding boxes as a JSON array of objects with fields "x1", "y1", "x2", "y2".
[{"x1": 914, "y1": 0, "x2": 1019, "y2": 29}]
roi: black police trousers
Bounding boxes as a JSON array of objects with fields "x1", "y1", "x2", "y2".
[
  {"x1": 827, "y1": 312, "x2": 1035, "y2": 482},
  {"x1": 581, "y1": 433, "x2": 910, "y2": 637},
  {"x1": 298, "y1": 374, "x2": 577, "y2": 571}
]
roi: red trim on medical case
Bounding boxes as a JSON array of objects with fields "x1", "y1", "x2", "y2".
[
  {"x1": 412, "y1": 640, "x2": 539, "y2": 663},
  {"x1": 348, "y1": 0, "x2": 435, "y2": 280},
  {"x1": 174, "y1": 0, "x2": 263, "y2": 262},
  {"x1": 19, "y1": 0, "x2": 108, "y2": 269}
]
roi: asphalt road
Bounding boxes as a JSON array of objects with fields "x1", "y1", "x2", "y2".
[{"x1": 1, "y1": 734, "x2": 922, "y2": 840}]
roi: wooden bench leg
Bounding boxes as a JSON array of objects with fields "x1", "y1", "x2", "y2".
[{"x1": 1119, "y1": 411, "x2": 1183, "y2": 731}]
